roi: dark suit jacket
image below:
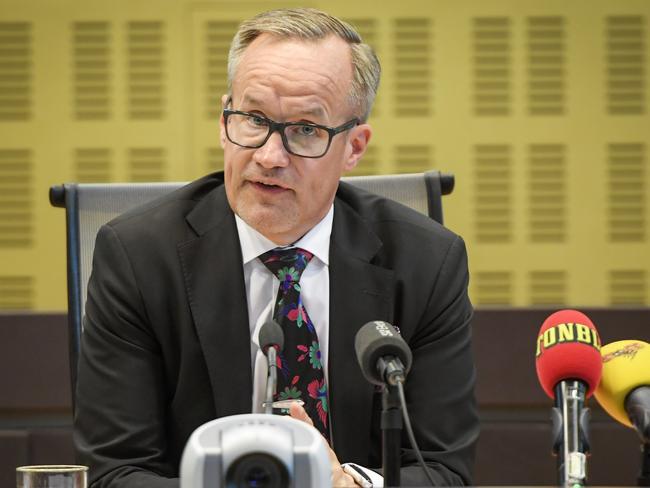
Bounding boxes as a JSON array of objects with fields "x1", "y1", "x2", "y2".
[{"x1": 74, "y1": 171, "x2": 478, "y2": 487}]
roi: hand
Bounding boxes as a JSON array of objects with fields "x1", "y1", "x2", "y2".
[{"x1": 289, "y1": 402, "x2": 358, "y2": 487}]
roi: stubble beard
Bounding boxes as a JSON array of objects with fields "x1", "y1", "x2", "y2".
[{"x1": 234, "y1": 187, "x2": 300, "y2": 243}]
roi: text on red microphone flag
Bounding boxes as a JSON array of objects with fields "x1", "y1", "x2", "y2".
[{"x1": 536, "y1": 322, "x2": 601, "y2": 358}]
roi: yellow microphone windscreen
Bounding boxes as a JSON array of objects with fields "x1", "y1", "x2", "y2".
[{"x1": 594, "y1": 340, "x2": 650, "y2": 428}]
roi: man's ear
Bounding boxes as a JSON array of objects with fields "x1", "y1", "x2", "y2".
[
  {"x1": 343, "y1": 123, "x2": 372, "y2": 172},
  {"x1": 219, "y1": 94, "x2": 230, "y2": 149}
]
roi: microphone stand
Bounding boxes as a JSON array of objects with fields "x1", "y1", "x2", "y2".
[
  {"x1": 552, "y1": 380, "x2": 591, "y2": 488},
  {"x1": 264, "y1": 347, "x2": 277, "y2": 415},
  {"x1": 627, "y1": 387, "x2": 650, "y2": 486},
  {"x1": 378, "y1": 358, "x2": 404, "y2": 487},
  {"x1": 639, "y1": 442, "x2": 650, "y2": 487}
]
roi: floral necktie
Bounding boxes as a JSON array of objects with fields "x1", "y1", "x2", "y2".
[{"x1": 259, "y1": 247, "x2": 330, "y2": 441}]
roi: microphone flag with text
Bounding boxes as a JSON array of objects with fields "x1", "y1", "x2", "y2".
[
  {"x1": 594, "y1": 340, "x2": 650, "y2": 486},
  {"x1": 595, "y1": 340, "x2": 650, "y2": 439},
  {"x1": 535, "y1": 309, "x2": 603, "y2": 488}
]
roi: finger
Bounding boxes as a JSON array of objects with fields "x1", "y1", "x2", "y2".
[
  {"x1": 287, "y1": 404, "x2": 339, "y2": 465},
  {"x1": 327, "y1": 444, "x2": 340, "y2": 466},
  {"x1": 289, "y1": 402, "x2": 314, "y2": 426},
  {"x1": 287, "y1": 404, "x2": 340, "y2": 468}
]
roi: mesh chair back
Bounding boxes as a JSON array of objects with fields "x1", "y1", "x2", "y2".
[
  {"x1": 77, "y1": 183, "x2": 182, "y2": 317},
  {"x1": 50, "y1": 171, "x2": 453, "y2": 401}
]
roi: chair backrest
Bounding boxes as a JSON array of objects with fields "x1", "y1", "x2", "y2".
[{"x1": 50, "y1": 171, "x2": 454, "y2": 400}]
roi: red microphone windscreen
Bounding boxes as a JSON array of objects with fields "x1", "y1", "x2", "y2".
[{"x1": 535, "y1": 309, "x2": 603, "y2": 399}]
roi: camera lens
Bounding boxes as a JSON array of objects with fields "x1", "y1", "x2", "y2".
[{"x1": 225, "y1": 452, "x2": 290, "y2": 488}]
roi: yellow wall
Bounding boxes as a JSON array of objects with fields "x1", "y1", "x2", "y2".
[{"x1": 1, "y1": 0, "x2": 648, "y2": 310}]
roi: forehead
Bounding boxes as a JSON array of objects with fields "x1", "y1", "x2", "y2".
[{"x1": 231, "y1": 34, "x2": 353, "y2": 121}]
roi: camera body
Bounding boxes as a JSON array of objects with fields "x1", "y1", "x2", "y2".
[{"x1": 180, "y1": 414, "x2": 330, "y2": 488}]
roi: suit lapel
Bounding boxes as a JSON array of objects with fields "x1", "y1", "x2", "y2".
[
  {"x1": 329, "y1": 198, "x2": 395, "y2": 460},
  {"x1": 177, "y1": 186, "x2": 253, "y2": 418}
]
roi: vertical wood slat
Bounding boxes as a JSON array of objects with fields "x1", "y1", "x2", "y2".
[
  {"x1": 527, "y1": 16, "x2": 566, "y2": 115},
  {"x1": 128, "y1": 147, "x2": 166, "y2": 181},
  {"x1": 394, "y1": 144, "x2": 433, "y2": 173},
  {"x1": 529, "y1": 270, "x2": 566, "y2": 305},
  {"x1": 394, "y1": 18, "x2": 432, "y2": 117},
  {"x1": 0, "y1": 276, "x2": 33, "y2": 309},
  {"x1": 473, "y1": 17, "x2": 511, "y2": 116},
  {"x1": 528, "y1": 144, "x2": 566, "y2": 242},
  {"x1": 606, "y1": 16, "x2": 646, "y2": 115},
  {"x1": 475, "y1": 144, "x2": 511, "y2": 243},
  {"x1": 0, "y1": 22, "x2": 31, "y2": 120},
  {"x1": 127, "y1": 21, "x2": 165, "y2": 119},
  {"x1": 610, "y1": 269, "x2": 646, "y2": 305},
  {"x1": 205, "y1": 20, "x2": 238, "y2": 120},
  {"x1": 474, "y1": 271, "x2": 512, "y2": 305},
  {"x1": 0, "y1": 149, "x2": 32, "y2": 248},
  {"x1": 72, "y1": 21, "x2": 111, "y2": 120},
  {"x1": 608, "y1": 143, "x2": 645, "y2": 242},
  {"x1": 74, "y1": 148, "x2": 112, "y2": 182}
]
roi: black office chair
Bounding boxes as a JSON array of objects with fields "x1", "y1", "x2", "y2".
[{"x1": 50, "y1": 171, "x2": 454, "y2": 405}]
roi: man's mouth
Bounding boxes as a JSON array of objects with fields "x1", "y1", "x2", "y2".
[{"x1": 250, "y1": 180, "x2": 289, "y2": 194}]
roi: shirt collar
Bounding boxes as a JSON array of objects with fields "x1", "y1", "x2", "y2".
[{"x1": 235, "y1": 204, "x2": 334, "y2": 266}]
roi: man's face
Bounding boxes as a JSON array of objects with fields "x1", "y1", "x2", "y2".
[{"x1": 220, "y1": 34, "x2": 372, "y2": 245}]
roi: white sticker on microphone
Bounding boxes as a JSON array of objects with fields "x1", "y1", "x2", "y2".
[
  {"x1": 568, "y1": 452, "x2": 586, "y2": 480},
  {"x1": 374, "y1": 321, "x2": 393, "y2": 336}
]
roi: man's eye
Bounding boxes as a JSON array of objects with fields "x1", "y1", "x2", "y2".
[
  {"x1": 297, "y1": 125, "x2": 317, "y2": 136},
  {"x1": 246, "y1": 115, "x2": 266, "y2": 126}
]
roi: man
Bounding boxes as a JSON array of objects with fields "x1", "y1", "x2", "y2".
[{"x1": 75, "y1": 7, "x2": 478, "y2": 487}]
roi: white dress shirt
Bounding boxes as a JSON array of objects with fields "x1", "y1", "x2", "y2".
[
  {"x1": 234, "y1": 206, "x2": 333, "y2": 414},
  {"x1": 234, "y1": 205, "x2": 384, "y2": 487}
]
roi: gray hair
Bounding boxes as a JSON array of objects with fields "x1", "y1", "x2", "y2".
[{"x1": 227, "y1": 8, "x2": 381, "y2": 122}]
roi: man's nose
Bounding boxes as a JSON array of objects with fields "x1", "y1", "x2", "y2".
[{"x1": 252, "y1": 131, "x2": 291, "y2": 168}]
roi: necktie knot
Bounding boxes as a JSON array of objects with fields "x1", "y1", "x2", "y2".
[{"x1": 259, "y1": 247, "x2": 314, "y2": 283}]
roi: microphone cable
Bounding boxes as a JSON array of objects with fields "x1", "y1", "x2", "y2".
[{"x1": 396, "y1": 380, "x2": 437, "y2": 487}]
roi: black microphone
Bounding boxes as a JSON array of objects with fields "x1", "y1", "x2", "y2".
[
  {"x1": 259, "y1": 320, "x2": 284, "y2": 354},
  {"x1": 627, "y1": 388, "x2": 650, "y2": 486},
  {"x1": 259, "y1": 320, "x2": 284, "y2": 414},
  {"x1": 355, "y1": 321, "x2": 428, "y2": 487},
  {"x1": 354, "y1": 321, "x2": 412, "y2": 386},
  {"x1": 627, "y1": 387, "x2": 650, "y2": 443}
]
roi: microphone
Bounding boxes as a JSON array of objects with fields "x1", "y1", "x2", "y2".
[
  {"x1": 354, "y1": 321, "x2": 416, "y2": 487},
  {"x1": 259, "y1": 321, "x2": 284, "y2": 415},
  {"x1": 594, "y1": 340, "x2": 650, "y2": 486},
  {"x1": 594, "y1": 340, "x2": 650, "y2": 441},
  {"x1": 354, "y1": 321, "x2": 412, "y2": 386},
  {"x1": 535, "y1": 309, "x2": 603, "y2": 488},
  {"x1": 259, "y1": 320, "x2": 284, "y2": 355}
]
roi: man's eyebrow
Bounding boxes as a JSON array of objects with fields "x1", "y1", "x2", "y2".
[
  {"x1": 240, "y1": 95, "x2": 263, "y2": 107},
  {"x1": 239, "y1": 96, "x2": 326, "y2": 120},
  {"x1": 299, "y1": 106, "x2": 326, "y2": 119}
]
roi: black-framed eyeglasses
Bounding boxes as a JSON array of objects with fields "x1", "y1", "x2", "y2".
[{"x1": 223, "y1": 108, "x2": 359, "y2": 159}]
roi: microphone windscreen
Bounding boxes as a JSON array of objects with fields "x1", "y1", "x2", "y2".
[
  {"x1": 535, "y1": 309, "x2": 602, "y2": 399},
  {"x1": 259, "y1": 320, "x2": 284, "y2": 353},
  {"x1": 354, "y1": 321, "x2": 412, "y2": 385},
  {"x1": 594, "y1": 340, "x2": 650, "y2": 428}
]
